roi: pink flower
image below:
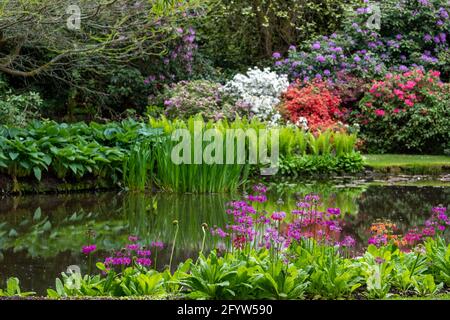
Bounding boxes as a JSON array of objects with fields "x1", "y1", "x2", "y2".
[
  {"x1": 375, "y1": 109, "x2": 385, "y2": 117},
  {"x1": 151, "y1": 241, "x2": 164, "y2": 249},
  {"x1": 404, "y1": 99, "x2": 414, "y2": 107},
  {"x1": 128, "y1": 235, "x2": 138, "y2": 243},
  {"x1": 394, "y1": 89, "x2": 404, "y2": 97},
  {"x1": 404, "y1": 81, "x2": 417, "y2": 90},
  {"x1": 430, "y1": 70, "x2": 441, "y2": 78}
]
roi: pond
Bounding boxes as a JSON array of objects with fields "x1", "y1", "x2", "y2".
[{"x1": 1, "y1": 178, "x2": 449, "y2": 295}]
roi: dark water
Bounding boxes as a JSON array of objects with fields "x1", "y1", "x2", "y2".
[{"x1": 0, "y1": 181, "x2": 449, "y2": 295}]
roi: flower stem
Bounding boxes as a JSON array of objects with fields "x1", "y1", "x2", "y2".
[{"x1": 169, "y1": 221, "x2": 179, "y2": 272}]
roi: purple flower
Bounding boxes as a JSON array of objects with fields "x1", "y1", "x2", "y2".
[
  {"x1": 327, "y1": 208, "x2": 341, "y2": 216},
  {"x1": 272, "y1": 52, "x2": 282, "y2": 59},
  {"x1": 271, "y1": 211, "x2": 286, "y2": 221},
  {"x1": 439, "y1": 8, "x2": 449, "y2": 19},
  {"x1": 211, "y1": 227, "x2": 228, "y2": 238},
  {"x1": 151, "y1": 241, "x2": 164, "y2": 249},
  {"x1": 128, "y1": 235, "x2": 138, "y2": 243},
  {"x1": 312, "y1": 42, "x2": 321, "y2": 50},
  {"x1": 137, "y1": 250, "x2": 151, "y2": 257},
  {"x1": 424, "y1": 34, "x2": 433, "y2": 42},
  {"x1": 341, "y1": 236, "x2": 356, "y2": 248},
  {"x1": 252, "y1": 184, "x2": 267, "y2": 194},
  {"x1": 82, "y1": 245, "x2": 96, "y2": 255},
  {"x1": 316, "y1": 55, "x2": 326, "y2": 63},
  {"x1": 375, "y1": 257, "x2": 386, "y2": 264},
  {"x1": 127, "y1": 244, "x2": 140, "y2": 251},
  {"x1": 136, "y1": 258, "x2": 152, "y2": 266}
]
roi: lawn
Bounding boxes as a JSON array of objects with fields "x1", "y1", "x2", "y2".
[{"x1": 364, "y1": 155, "x2": 450, "y2": 174}]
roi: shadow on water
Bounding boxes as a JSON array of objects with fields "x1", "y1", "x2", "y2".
[{"x1": 0, "y1": 181, "x2": 449, "y2": 294}]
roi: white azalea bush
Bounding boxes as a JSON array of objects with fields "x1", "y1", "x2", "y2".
[{"x1": 223, "y1": 67, "x2": 289, "y2": 123}]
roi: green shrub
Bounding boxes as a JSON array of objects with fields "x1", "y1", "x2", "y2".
[
  {"x1": 152, "y1": 80, "x2": 242, "y2": 120},
  {"x1": 0, "y1": 76, "x2": 42, "y2": 126}
]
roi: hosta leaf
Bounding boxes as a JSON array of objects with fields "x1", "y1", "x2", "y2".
[{"x1": 33, "y1": 167, "x2": 42, "y2": 181}]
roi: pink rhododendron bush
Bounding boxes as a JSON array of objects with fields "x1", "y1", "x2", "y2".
[{"x1": 357, "y1": 69, "x2": 450, "y2": 154}]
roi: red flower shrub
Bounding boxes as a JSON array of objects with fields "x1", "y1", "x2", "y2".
[{"x1": 280, "y1": 80, "x2": 342, "y2": 131}]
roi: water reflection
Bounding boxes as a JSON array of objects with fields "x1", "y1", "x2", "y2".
[{"x1": 0, "y1": 182, "x2": 449, "y2": 294}]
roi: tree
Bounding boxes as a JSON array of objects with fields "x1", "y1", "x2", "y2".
[{"x1": 0, "y1": 0, "x2": 200, "y2": 79}]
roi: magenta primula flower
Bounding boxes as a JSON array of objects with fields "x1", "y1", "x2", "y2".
[
  {"x1": 82, "y1": 245, "x2": 96, "y2": 255},
  {"x1": 128, "y1": 235, "x2": 138, "y2": 243},
  {"x1": 271, "y1": 211, "x2": 286, "y2": 221},
  {"x1": 127, "y1": 244, "x2": 140, "y2": 251},
  {"x1": 151, "y1": 241, "x2": 164, "y2": 249}
]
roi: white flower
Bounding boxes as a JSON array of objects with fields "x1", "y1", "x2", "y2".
[
  {"x1": 223, "y1": 67, "x2": 289, "y2": 123},
  {"x1": 295, "y1": 117, "x2": 309, "y2": 130}
]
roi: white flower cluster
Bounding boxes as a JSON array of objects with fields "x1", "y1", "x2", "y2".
[{"x1": 223, "y1": 67, "x2": 289, "y2": 123}]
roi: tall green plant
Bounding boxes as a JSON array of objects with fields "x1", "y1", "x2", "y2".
[{"x1": 123, "y1": 142, "x2": 154, "y2": 191}]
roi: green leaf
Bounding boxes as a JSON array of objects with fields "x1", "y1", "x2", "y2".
[
  {"x1": 7, "y1": 277, "x2": 20, "y2": 295},
  {"x1": 33, "y1": 167, "x2": 42, "y2": 181},
  {"x1": 9, "y1": 152, "x2": 19, "y2": 160},
  {"x1": 55, "y1": 278, "x2": 66, "y2": 296},
  {"x1": 33, "y1": 207, "x2": 42, "y2": 221}
]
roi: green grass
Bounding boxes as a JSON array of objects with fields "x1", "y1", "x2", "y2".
[{"x1": 364, "y1": 154, "x2": 450, "y2": 174}]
